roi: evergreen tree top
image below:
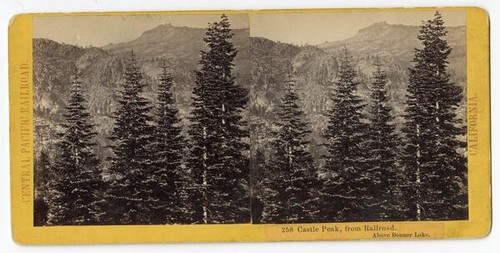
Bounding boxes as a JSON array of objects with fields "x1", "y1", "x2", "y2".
[
  {"x1": 371, "y1": 56, "x2": 388, "y2": 89},
  {"x1": 372, "y1": 56, "x2": 383, "y2": 71},
  {"x1": 159, "y1": 60, "x2": 173, "y2": 78},
  {"x1": 156, "y1": 59, "x2": 178, "y2": 113},
  {"x1": 271, "y1": 73, "x2": 313, "y2": 159},
  {"x1": 205, "y1": 14, "x2": 234, "y2": 41},
  {"x1": 200, "y1": 14, "x2": 238, "y2": 74},
  {"x1": 414, "y1": 11, "x2": 451, "y2": 72},
  {"x1": 335, "y1": 47, "x2": 358, "y2": 86},
  {"x1": 278, "y1": 75, "x2": 306, "y2": 124},
  {"x1": 284, "y1": 73, "x2": 298, "y2": 95},
  {"x1": 122, "y1": 50, "x2": 147, "y2": 90},
  {"x1": 62, "y1": 70, "x2": 96, "y2": 135},
  {"x1": 69, "y1": 69, "x2": 82, "y2": 95}
]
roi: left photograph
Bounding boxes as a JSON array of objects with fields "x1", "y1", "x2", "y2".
[{"x1": 32, "y1": 13, "x2": 251, "y2": 226}]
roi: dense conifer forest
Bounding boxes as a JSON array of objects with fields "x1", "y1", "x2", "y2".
[{"x1": 34, "y1": 12, "x2": 467, "y2": 225}]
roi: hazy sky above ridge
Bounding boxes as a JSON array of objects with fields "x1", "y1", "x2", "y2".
[
  {"x1": 34, "y1": 13, "x2": 249, "y2": 47},
  {"x1": 33, "y1": 10, "x2": 465, "y2": 47},
  {"x1": 250, "y1": 10, "x2": 465, "y2": 45}
]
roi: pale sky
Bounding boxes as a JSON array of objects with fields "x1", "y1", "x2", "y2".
[
  {"x1": 33, "y1": 13, "x2": 249, "y2": 47},
  {"x1": 33, "y1": 10, "x2": 465, "y2": 47},
  {"x1": 250, "y1": 10, "x2": 465, "y2": 45}
]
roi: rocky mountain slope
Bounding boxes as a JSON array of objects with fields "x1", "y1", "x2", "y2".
[
  {"x1": 318, "y1": 22, "x2": 466, "y2": 73},
  {"x1": 34, "y1": 22, "x2": 466, "y2": 168},
  {"x1": 34, "y1": 26, "x2": 250, "y2": 162},
  {"x1": 250, "y1": 22, "x2": 465, "y2": 163}
]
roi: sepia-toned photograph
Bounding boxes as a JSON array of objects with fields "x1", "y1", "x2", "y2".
[
  {"x1": 32, "y1": 10, "x2": 468, "y2": 226},
  {"x1": 248, "y1": 10, "x2": 467, "y2": 224}
]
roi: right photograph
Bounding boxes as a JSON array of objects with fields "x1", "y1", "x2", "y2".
[{"x1": 248, "y1": 10, "x2": 467, "y2": 224}]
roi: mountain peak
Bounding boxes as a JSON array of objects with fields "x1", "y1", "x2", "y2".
[
  {"x1": 370, "y1": 21, "x2": 389, "y2": 27},
  {"x1": 156, "y1": 23, "x2": 175, "y2": 29},
  {"x1": 140, "y1": 23, "x2": 176, "y2": 37},
  {"x1": 358, "y1": 21, "x2": 396, "y2": 33},
  {"x1": 351, "y1": 21, "x2": 416, "y2": 42}
]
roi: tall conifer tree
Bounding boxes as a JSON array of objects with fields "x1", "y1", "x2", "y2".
[
  {"x1": 319, "y1": 48, "x2": 370, "y2": 222},
  {"x1": 364, "y1": 59, "x2": 404, "y2": 221},
  {"x1": 149, "y1": 62, "x2": 188, "y2": 224},
  {"x1": 105, "y1": 52, "x2": 157, "y2": 224},
  {"x1": 47, "y1": 73, "x2": 104, "y2": 225},
  {"x1": 260, "y1": 77, "x2": 319, "y2": 224},
  {"x1": 187, "y1": 14, "x2": 250, "y2": 224},
  {"x1": 401, "y1": 12, "x2": 467, "y2": 221}
]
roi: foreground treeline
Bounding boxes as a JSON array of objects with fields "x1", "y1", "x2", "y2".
[{"x1": 34, "y1": 12, "x2": 467, "y2": 226}]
